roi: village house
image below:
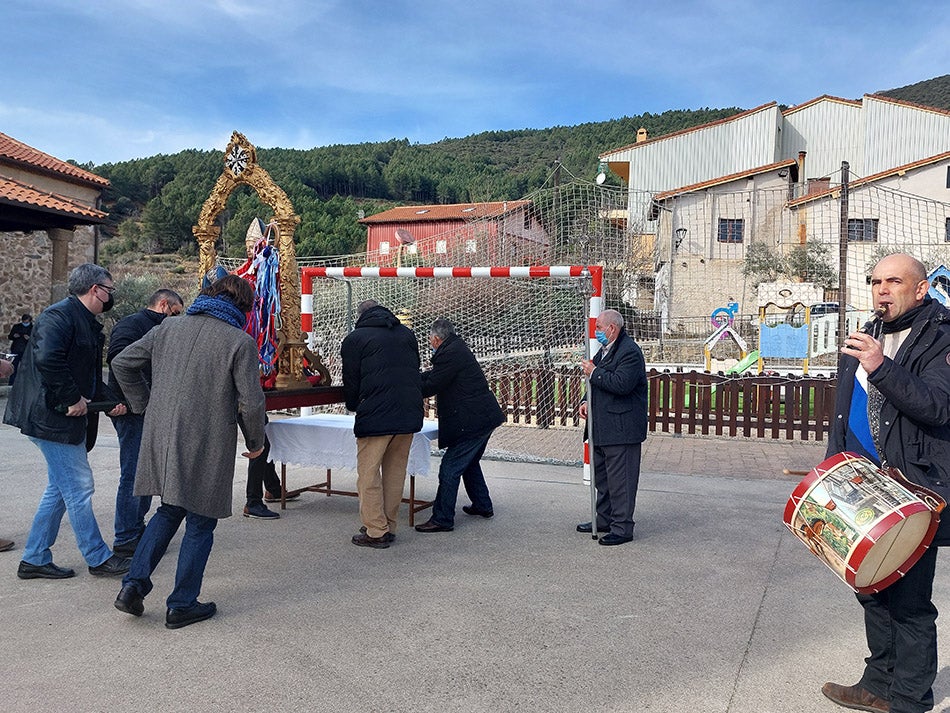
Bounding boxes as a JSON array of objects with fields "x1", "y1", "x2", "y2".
[
  {"x1": 0, "y1": 131, "x2": 109, "y2": 344},
  {"x1": 599, "y1": 95, "x2": 950, "y2": 325},
  {"x1": 358, "y1": 200, "x2": 550, "y2": 266}
]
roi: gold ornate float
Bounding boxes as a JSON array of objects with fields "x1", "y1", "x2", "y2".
[{"x1": 193, "y1": 131, "x2": 331, "y2": 393}]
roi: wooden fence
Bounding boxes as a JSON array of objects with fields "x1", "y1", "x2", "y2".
[
  {"x1": 647, "y1": 369, "x2": 837, "y2": 440},
  {"x1": 434, "y1": 366, "x2": 839, "y2": 441}
]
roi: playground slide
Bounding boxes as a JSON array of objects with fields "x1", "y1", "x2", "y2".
[{"x1": 724, "y1": 350, "x2": 759, "y2": 375}]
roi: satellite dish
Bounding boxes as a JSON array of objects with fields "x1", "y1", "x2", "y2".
[
  {"x1": 595, "y1": 172, "x2": 606, "y2": 185},
  {"x1": 394, "y1": 228, "x2": 415, "y2": 245}
]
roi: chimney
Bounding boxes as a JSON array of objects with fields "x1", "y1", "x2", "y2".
[
  {"x1": 636, "y1": 127, "x2": 648, "y2": 143},
  {"x1": 797, "y1": 151, "x2": 806, "y2": 179}
]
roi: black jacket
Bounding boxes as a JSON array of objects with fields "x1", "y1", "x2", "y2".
[
  {"x1": 827, "y1": 298, "x2": 950, "y2": 544},
  {"x1": 3, "y1": 296, "x2": 114, "y2": 445},
  {"x1": 341, "y1": 305, "x2": 423, "y2": 438},
  {"x1": 421, "y1": 333, "x2": 504, "y2": 449},
  {"x1": 586, "y1": 328, "x2": 648, "y2": 447},
  {"x1": 107, "y1": 307, "x2": 166, "y2": 404},
  {"x1": 8, "y1": 321, "x2": 32, "y2": 355}
]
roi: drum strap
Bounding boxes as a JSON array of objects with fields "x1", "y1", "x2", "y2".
[{"x1": 867, "y1": 383, "x2": 885, "y2": 464}]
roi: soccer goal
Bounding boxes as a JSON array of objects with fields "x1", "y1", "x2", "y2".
[{"x1": 300, "y1": 265, "x2": 603, "y2": 466}]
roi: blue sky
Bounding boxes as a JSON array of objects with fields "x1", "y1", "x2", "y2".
[{"x1": 4, "y1": 0, "x2": 949, "y2": 166}]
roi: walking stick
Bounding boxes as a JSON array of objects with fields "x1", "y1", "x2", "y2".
[{"x1": 581, "y1": 267, "x2": 601, "y2": 540}]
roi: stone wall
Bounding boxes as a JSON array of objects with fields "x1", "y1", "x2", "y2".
[{"x1": 0, "y1": 227, "x2": 96, "y2": 352}]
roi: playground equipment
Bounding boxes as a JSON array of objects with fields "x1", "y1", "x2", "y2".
[
  {"x1": 755, "y1": 283, "x2": 819, "y2": 375},
  {"x1": 703, "y1": 300, "x2": 749, "y2": 373}
]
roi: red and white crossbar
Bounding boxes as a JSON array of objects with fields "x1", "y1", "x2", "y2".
[{"x1": 299, "y1": 265, "x2": 603, "y2": 479}]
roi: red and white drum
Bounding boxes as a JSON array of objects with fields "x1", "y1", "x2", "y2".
[{"x1": 784, "y1": 452, "x2": 944, "y2": 594}]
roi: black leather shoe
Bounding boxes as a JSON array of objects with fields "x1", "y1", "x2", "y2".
[
  {"x1": 414, "y1": 519, "x2": 454, "y2": 533},
  {"x1": 112, "y1": 538, "x2": 140, "y2": 558},
  {"x1": 89, "y1": 554, "x2": 132, "y2": 577},
  {"x1": 351, "y1": 532, "x2": 390, "y2": 549},
  {"x1": 576, "y1": 522, "x2": 611, "y2": 534},
  {"x1": 264, "y1": 491, "x2": 300, "y2": 503},
  {"x1": 359, "y1": 526, "x2": 395, "y2": 543},
  {"x1": 17, "y1": 560, "x2": 76, "y2": 580},
  {"x1": 598, "y1": 533, "x2": 633, "y2": 546},
  {"x1": 462, "y1": 505, "x2": 493, "y2": 519},
  {"x1": 165, "y1": 601, "x2": 217, "y2": 629},
  {"x1": 114, "y1": 585, "x2": 145, "y2": 617}
]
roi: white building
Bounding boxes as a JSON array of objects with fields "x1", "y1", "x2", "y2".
[{"x1": 600, "y1": 94, "x2": 950, "y2": 323}]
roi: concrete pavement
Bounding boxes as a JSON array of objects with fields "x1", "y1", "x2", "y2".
[{"x1": 1, "y1": 404, "x2": 949, "y2": 713}]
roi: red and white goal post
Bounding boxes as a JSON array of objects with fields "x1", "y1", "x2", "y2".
[{"x1": 300, "y1": 265, "x2": 603, "y2": 474}]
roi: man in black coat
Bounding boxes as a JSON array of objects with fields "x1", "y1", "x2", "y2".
[
  {"x1": 7, "y1": 313, "x2": 32, "y2": 385},
  {"x1": 822, "y1": 253, "x2": 950, "y2": 713},
  {"x1": 414, "y1": 318, "x2": 504, "y2": 533},
  {"x1": 106, "y1": 288, "x2": 183, "y2": 556},
  {"x1": 341, "y1": 300, "x2": 423, "y2": 548},
  {"x1": 3, "y1": 264, "x2": 130, "y2": 579},
  {"x1": 577, "y1": 309, "x2": 647, "y2": 546}
]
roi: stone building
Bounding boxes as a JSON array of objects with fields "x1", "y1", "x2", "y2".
[{"x1": 0, "y1": 131, "x2": 109, "y2": 351}]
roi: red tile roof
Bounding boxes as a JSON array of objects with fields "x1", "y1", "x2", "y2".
[
  {"x1": 599, "y1": 102, "x2": 778, "y2": 158},
  {"x1": 787, "y1": 150, "x2": 950, "y2": 207},
  {"x1": 781, "y1": 95, "x2": 862, "y2": 116},
  {"x1": 653, "y1": 159, "x2": 798, "y2": 201},
  {"x1": 0, "y1": 176, "x2": 108, "y2": 222},
  {"x1": 0, "y1": 132, "x2": 109, "y2": 188},
  {"x1": 864, "y1": 93, "x2": 950, "y2": 118},
  {"x1": 360, "y1": 200, "x2": 531, "y2": 224}
]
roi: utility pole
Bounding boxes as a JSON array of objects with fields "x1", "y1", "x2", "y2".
[{"x1": 837, "y1": 161, "x2": 850, "y2": 343}]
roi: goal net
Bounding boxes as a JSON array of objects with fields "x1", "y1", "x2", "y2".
[{"x1": 301, "y1": 265, "x2": 603, "y2": 466}]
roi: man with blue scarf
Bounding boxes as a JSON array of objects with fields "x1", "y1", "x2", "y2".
[
  {"x1": 110, "y1": 275, "x2": 265, "y2": 629},
  {"x1": 822, "y1": 253, "x2": 950, "y2": 713}
]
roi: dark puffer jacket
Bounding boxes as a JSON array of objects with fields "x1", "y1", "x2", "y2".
[
  {"x1": 341, "y1": 305, "x2": 423, "y2": 438},
  {"x1": 421, "y1": 333, "x2": 504, "y2": 449},
  {"x1": 3, "y1": 296, "x2": 113, "y2": 445},
  {"x1": 827, "y1": 297, "x2": 950, "y2": 544}
]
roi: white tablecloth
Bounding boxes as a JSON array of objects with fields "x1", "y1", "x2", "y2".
[{"x1": 266, "y1": 413, "x2": 439, "y2": 476}]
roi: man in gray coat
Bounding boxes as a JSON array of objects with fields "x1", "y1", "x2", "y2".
[{"x1": 110, "y1": 275, "x2": 266, "y2": 629}]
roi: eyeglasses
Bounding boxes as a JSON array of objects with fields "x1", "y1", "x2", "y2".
[{"x1": 95, "y1": 283, "x2": 116, "y2": 295}]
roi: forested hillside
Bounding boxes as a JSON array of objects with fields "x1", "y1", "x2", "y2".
[
  {"x1": 88, "y1": 73, "x2": 950, "y2": 263},
  {"x1": 91, "y1": 107, "x2": 742, "y2": 261},
  {"x1": 878, "y1": 74, "x2": 950, "y2": 110}
]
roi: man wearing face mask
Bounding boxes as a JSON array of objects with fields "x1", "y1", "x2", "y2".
[
  {"x1": 576, "y1": 308, "x2": 647, "y2": 546},
  {"x1": 3, "y1": 263, "x2": 131, "y2": 579},
  {"x1": 106, "y1": 289, "x2": 184, "y2": 557}
]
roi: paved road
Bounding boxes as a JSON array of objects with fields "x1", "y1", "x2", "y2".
[{"x1": 1, "y1": 402, "x2": 948, "y2": 713}]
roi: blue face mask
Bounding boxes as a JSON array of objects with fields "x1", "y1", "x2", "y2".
[{"x1": 595, "y1": 330, "x2": 609, "y2": 346}]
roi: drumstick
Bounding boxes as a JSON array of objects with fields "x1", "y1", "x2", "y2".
[{"x1": 783, "y1": 468, "x2": 810, "y2": 476}]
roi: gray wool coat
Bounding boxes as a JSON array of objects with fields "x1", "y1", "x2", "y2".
[{"x1": 110, "y1": 313, "x2": 266, "y2": 519}]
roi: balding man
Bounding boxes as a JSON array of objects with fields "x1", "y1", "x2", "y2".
[
  {"x1": 822, "y1": 253, "x2": 950, "y2": 713},
  {"x1": 577, "y1": 308, "x2": 647, "y2": 546}
]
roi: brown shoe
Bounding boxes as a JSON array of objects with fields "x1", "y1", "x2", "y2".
[
  {"x1": 821, "y1": 682, "x2": 890, "y2": 713},
  {"x1": 0, "y1": 539, "x2": 14, "y2": 553}
]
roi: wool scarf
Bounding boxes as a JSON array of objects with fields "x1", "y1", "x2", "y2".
[{"x1": 186, "y1": 294, "x2": 247, "y2": 329}]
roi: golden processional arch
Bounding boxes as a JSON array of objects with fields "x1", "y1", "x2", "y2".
[{"x1": 193, "y1": 131, "x2": 321, "y2": 389}]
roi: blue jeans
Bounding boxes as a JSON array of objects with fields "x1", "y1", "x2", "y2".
[
  {"x1": 430, "y1": 430, "x2": 494, "y2": 527},
  {"x1": 23, "y1": 437, "x2": 112, "y2": 567},
  {"x1": 112, "y1": 414, "x2": 152, "y2": 547},
  {"x1": 123, "y1": 502, "x2": 217, "y2": 609}
]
